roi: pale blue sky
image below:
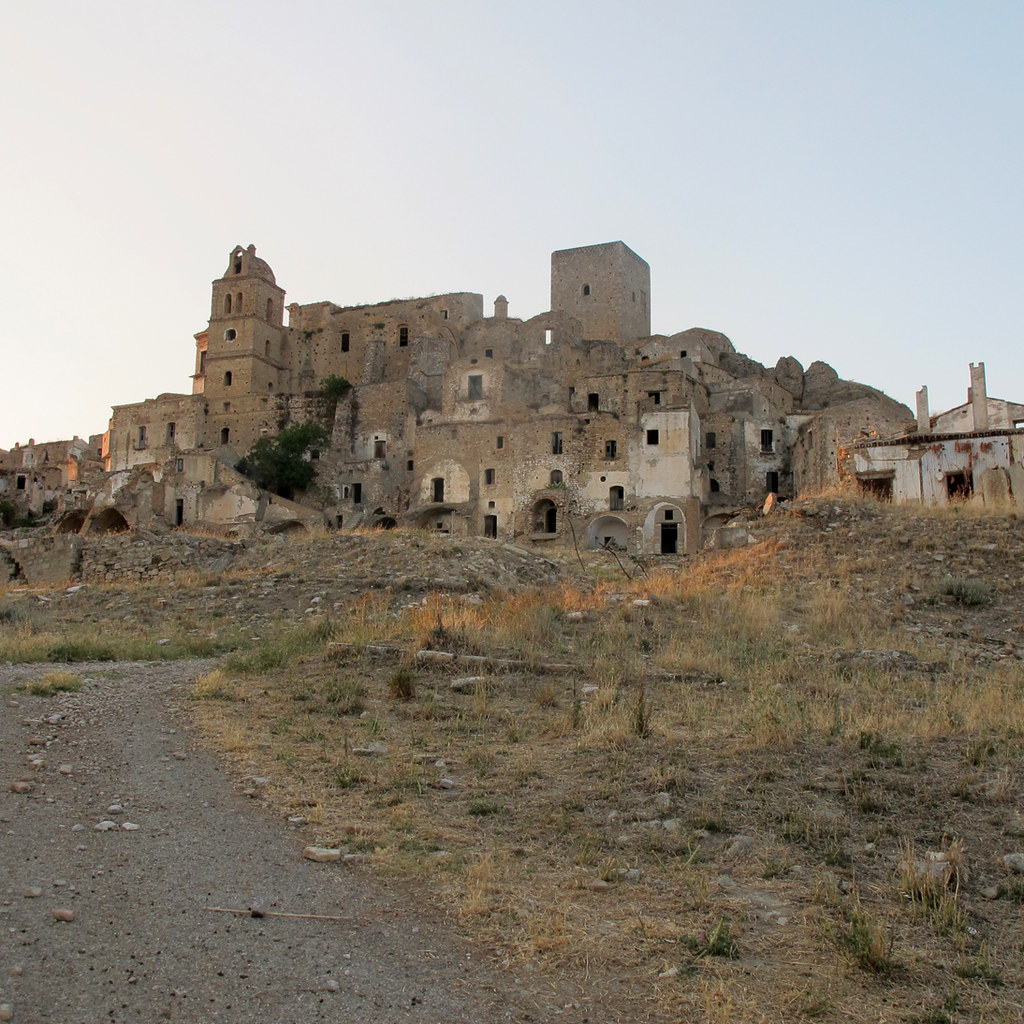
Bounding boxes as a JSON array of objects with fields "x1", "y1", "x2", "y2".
[{"x1": 2, "y1": 1, "x2": 1020, "y2": 447}]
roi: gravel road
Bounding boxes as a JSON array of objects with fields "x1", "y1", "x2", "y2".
[{"x1": 0, "y1": 661, "x2": 541, "y2": 1024}]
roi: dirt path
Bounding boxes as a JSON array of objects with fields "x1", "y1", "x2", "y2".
[{"x1": 0, "y1": 661, "x2": 541, "y2": 1024}]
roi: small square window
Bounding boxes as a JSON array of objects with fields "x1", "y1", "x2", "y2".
[
  {"x1": 646, "y1": 429, "x2": 659, "y2": 445},
  {"x1": 485, "y1": 348, "x2": 493, "y2": 358},
  {"x1": 647, "y1": 391, "x2": 661, "y2": 405},
  {"x1": 407, "y1": 459, "x2": 414, "y2": 471},
  {"x1": 440, "y1": 309, "x2": 449, "y2": 320}
]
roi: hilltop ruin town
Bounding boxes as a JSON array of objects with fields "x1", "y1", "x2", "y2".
[{"x1": 2, "y1": 241, "x2": 1022, "y2": 563}]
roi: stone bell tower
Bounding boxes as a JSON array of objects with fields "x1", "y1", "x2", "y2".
[{"x1": 199, "y1": 245, "x2": 289, "y2": 450}]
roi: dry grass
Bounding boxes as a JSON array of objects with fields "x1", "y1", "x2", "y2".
[{"x1": 123, "y1": 498, "x2": 1024, "y2": 1019}]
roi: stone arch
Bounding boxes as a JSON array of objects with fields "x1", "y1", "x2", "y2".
[
  {"x1": 374, "y1": 516, "x2": 397, "y2": 530},
  {"x1": 642, "y1": 503, "x2": 684, "y2": 554},
  {"x1": 54, "y1": 510, "x2": 87, "y2": 534},
  {"x1": 87, "y1": 508, "x2": 130, "y2": 536},
  {"x1": 587, "y1": 515, "x2": 628, "y2": 550},
  {"x1": 532, "y1": 498, "x2": 558, "y2": 534}
]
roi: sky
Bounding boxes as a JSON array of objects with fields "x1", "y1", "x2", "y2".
[{"x1": 2, "y1": 1, "x2": 1021, "y2": 448}]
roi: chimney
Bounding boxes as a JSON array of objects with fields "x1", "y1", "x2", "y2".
[
  {"x1": 970, "y1": 362, "x2": 989, "y2": 431},
  {"x1": 493, "y1": 295, "x2": 508, "y2": 320},
  {"x1": 915, "y1": 386, "x2": 930, "y2": 433}
]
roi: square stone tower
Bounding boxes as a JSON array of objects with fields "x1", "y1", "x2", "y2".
[{"x1": 550, "y1": 241, "x2": 651, "y2": 345}]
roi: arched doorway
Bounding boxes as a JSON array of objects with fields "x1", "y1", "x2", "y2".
[
  {"x1": 532, "y1": 498, "x2": 557, "y2": 534},
  {"x1": 642, "y1": 504, "x2": 684, "y2": 554},
  {"x1": 587, "y1": 515, "x2": 629, "y2": 550}
]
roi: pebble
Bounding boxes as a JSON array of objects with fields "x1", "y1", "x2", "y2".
[
  {"x1": 325, "y1": 979, "x2": 340, "y2": 992},
  {"x1": 9, "y1": 782, "x2": 32, "y2": 794},
  {"x1": 23, "y1": 887, "x2": 42, "y2": 899},
  {"x1": 52, "y1": 908, "x2": 76, "y2": 922},
  {"x1": 0, "y1": 1003, "x2": 12, "y2": 1021},
  {"x1": 107, "y1": 804, "x2": 123, "y2": 815},
  {"x1": 94, "y1": 820, "x2": 117, "y2": 831},
  {"x1": 57, "y1": 765, "x2": 73, "y2": 775},
  {"x1": 588, "y1": 879, "x2": 611, "y2": 892},
  {"x1": 436, "y1": 778, "x2": 455, "y2": 790},
  {"x1": 121, "y1": 822, "x2": 140, "y2": 831}
]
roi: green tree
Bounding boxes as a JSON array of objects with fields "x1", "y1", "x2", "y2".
[
  {"x1": 236, "y1": 422, "x2": 328, "y2": 500},
  {"x1": 318, "y1": 375, "x2": 352, "y2": 422}
]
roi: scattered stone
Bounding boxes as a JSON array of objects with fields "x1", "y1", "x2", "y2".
[
  {"x1": 325, "y1": 979, "x2": 340, "y2": 992},
  {"x1": 303, "y1": 846, "x2": 343, "y2": 863},
  {"x1": 436, "y1": 778, "x2": 455, "y2": 790},
  {"x1": 566, "y1": 611, "x2": 584, "y2": 621},
  {"x1": 57, "y1": 765, "x2": 73, "y2": 775},
  {"x1": 981, "y1": 885, "x2": 1000, "y2": 899},
  {"x1": 52, "y1": 908, "x2": 75, "y2": 922},
  {"x1": 94, "y1": 820, "x2": 117, "y2": 831},
  {"x1": 658, "y1": 966, "x2": 679, "y2": 979},
  {"x1": 587, "y1": 879, "x2": 611, "y2": 892},
  {"x1": 654, "y1": 791, "x2": 671, "y2": 811},
  {"x1": 22, "y1": 887, "x2": 42, "y2": 899},
  {"x1": 9, "y1": 781, "x2": 32, "y2": 794},
  {"x1": 288, "y1": 816, "x2": 308, "y2": 825},
  {"x1": 352, "y1": 742, "x2": 387, "y2": 757},
  {"x1": 449, "y1": 676, "x2": 485, "y2": 694},
  {"x1": 107, "y1": 804, "x2": 123, "y2": 815},
  {"x1": 121, "y1": 822, "x2": 139, "y2": 831},
  {"x1": 725, "y1": 835, "x2": 755, "y2": 861},
  {"x1": 1002, "y1": 852, "x2": 1024, "y2": 873},
  {"x1": 0, "y1": 1003, "x2": 12, "y2": 1021}
]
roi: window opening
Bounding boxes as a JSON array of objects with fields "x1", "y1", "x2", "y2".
[
  {"x1": 680, "y1": 350, "x2": 687, "y2": 357},
  {"x1": 710, "y1": 479, "x2": 720, "y2": 492},
  {"x1": 582, "y1": 283, "x2": 590, "y2": 296},
  {"x1": 341, "y1": 332, "x2": 350, "y2": 352},
  {"x1": 663, "y1": 509, "x2": 674, "y2": 520},
  {"x1": 484, "y1": 468, "x2": 495, "y2": 485},
  {"x1": 224, "y1": 329, "x2": 236, "y2": 341},
  {"x1": 174, "y1": 499, "x2": 184, "y2": 526},
  {"x1": 766, "y1": 471, "x2": 779, "y2": 494},
  {"x1": 496, "y1": 435, "x2": 504, "y2": 449},
  {"x1": 660, "y1": 521, "x2": 678, "y2": 554},
  {"x1": 406, "y1": 459, "x2": 414, "y2": 471},
  {"x1": 760, "y1": 429, "x2": 774, "y2": 452},
  {"x1": 544, "y1": 329, "x2": 553, "y2": 346},
  {"x1": 485, "y1": 348, "x2": 493, "y2": 358},
  {"x1": 432, "y1": 477, "x2": 444, "y2": 502},
  {"x1": 310, "y1": 449, "x2": 320, "y2": 461},
  {"x1": 551, "y1": 432, "x2": 563, "y2": 454},
  {"x1": 483, "y1": 515, "x2": 497, "y2": 539},
  {"x1": 399, "y1": 326, "x2": 409, "y2": 347},
  {"x1": 605, "y1": 439, "x2": 617, "y2": 458},
  {"x1": 266, "y1": 298, "x2": 273, "y2": 320},
  {"x1": 468, "y1": 375, "x2": 483, "y2": 399},
  {"x1": 224, "y1": 294, "x2": 232, "y2": 314},
  {"x1": 352, "y1": 483, "x2": 362, "y2": 504},
  {"x1": 648, "y1": 391, "x2": 661, "y2": 405},
  {"x1": 175, "y1": 458, "x2": 184, "y2": 472},
  {"x1": 236, "y1": 292, "x2": 243, "y2": 312},
  {"x1": 609, "y1": 486, "x2": 624, "y2": 511},
  {"x1": 945, "y1": 471, "x2": 972, "y2": 501},
  {"x1": 646, "y1": 429, "x2": 659, "y2": 445},
  {"x1": 233, "y1": 259, "x2": 242, "y2": 274},
  {"x1": 220, "y1": 427, "x2": 230, "y2": 444},
  {"x1": 223, "y1": 371, "x2": 232, "y2": 386},
  {"x1": 166, "y1": 422, "x2": 175, "y2": 443},
  {"x1": 588, "y1": 393, "x2": 599, "y2": 412},
  {"x1": 706, "y1": 431, "x2": 716, "y2": 449},
  {"x1": 137, "y1": 426, "x2": 147, "y2": 449},
  {"x1": 16, "y1": 475, "x2": 26, "y2": 490},
  {"x1": 549, "y1": 470, "x2": 563, "y2": 485},
  {"x1": 374, "y1": 439, "x2": 386, "y2": 459}
]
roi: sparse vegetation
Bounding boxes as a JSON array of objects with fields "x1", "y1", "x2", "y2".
[
  {"x1": 19, "y1": 670, "x2": 83, "y2": 695},
  {"x1": 235, "y1": 421, "x2": 329, "y2": 499},
  {"x1": 7, "y1": 495, "x2": 1024, "y2": 1020}
]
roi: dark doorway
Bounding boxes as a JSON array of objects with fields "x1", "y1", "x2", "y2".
[
  {"x1": 432, "y1": 477, "x2": 445, "y2": 502},
  {"x1": 483, "y1": 514, "x2": 497, "y2": 538},
  {"x1": 946, "y1": 471, "x2": 972, "y2": 501},
  {"x1": 766, "y1": 471, "x2": 779, "y2": 494},
  {"x1": 660, "y1": 522, "x2": 678, "y2": 554},
  {"x1": 858, "y1": 476, "x2": 893, "y2": 501},
  {"x1": 174, "y1": 499, "x2": 184, "y2": 526}
]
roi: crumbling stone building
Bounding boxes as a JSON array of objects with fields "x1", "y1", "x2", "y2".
[{"x1": 15, "y1": 241, "x2": 916, "y2": 550}]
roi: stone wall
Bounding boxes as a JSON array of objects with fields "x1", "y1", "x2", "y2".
[{"x1": 0, "y1": 533, "x2": 84, "y2": 585}]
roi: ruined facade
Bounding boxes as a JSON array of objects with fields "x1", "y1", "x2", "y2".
[
  {"x1": 5, "y1": 241, "x2": 918, "y2": 550},
  {"x1": 852, "y1": 363, "x2": 1024, "y2": 507}
]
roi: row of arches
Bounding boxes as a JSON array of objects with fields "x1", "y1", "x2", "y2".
[{"x1": 224, "y1": 294, "x2": 276, "y2": 320}]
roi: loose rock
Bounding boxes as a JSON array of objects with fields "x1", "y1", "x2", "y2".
[
  {"x1": 52, "y1": 908, "x2": 76, "y2": 922},
  {"x1": 303, "y1": 846, "x2": 343, "y2": 863}
]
